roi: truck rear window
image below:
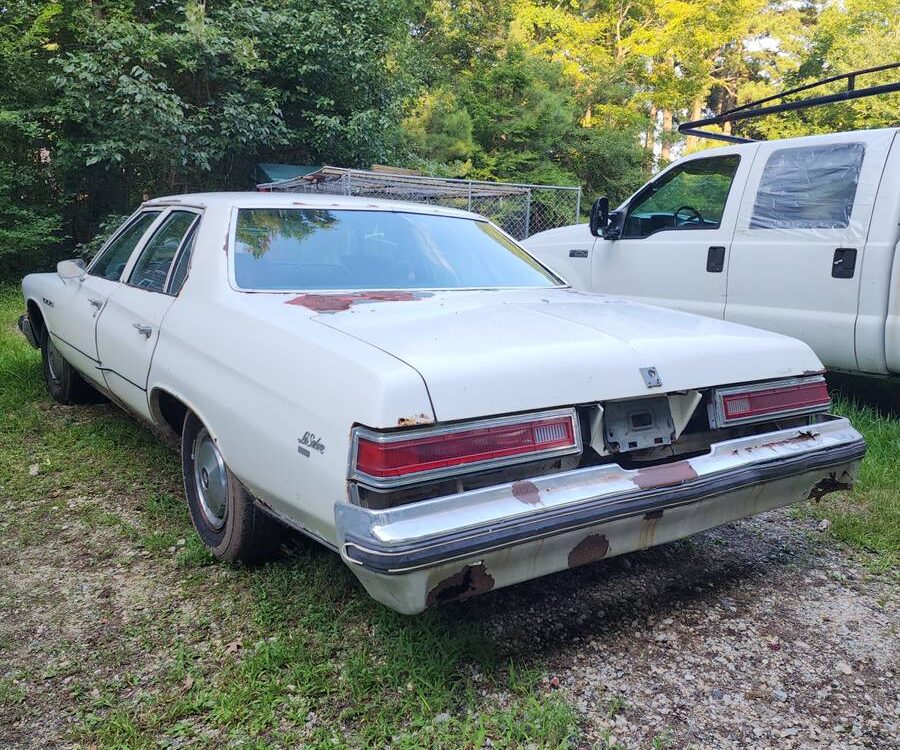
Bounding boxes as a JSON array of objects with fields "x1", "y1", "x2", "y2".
[{"x1": 750, "y1": 143, "x2": 865, "y2": 229}]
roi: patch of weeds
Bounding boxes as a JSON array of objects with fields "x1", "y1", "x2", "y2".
[
  {"x1": 808, "y1": 396, "x2": 900, "y2": 571},
  {"x1": 606, "y1": 693, "x2": 627, "y2": 718},
  {"x1": 653, "y1": 728, "x2": 677, "y2": 748}
]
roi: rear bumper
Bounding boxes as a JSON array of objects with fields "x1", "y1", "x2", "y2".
[
  {"x1": 18, "y1": 314, "x2": 39, "y2": 348},
  {"x1": 336, "y1": 417, "x2": 864, "y2": 613}
]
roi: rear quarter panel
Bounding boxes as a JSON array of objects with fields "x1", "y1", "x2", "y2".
[{"x1": 147, "y1": 203, "x2": 434, "y2": 544}]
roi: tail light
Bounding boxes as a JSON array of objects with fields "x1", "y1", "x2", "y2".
[
  {"x1": 351, "y1": 409, "x2": 581, "y2": 488},
  {"x1": 711, "y1": 376, "x2": 830, "y2": 427}
]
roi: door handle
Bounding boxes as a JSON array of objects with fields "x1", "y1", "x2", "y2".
[
  {"x1": 706, "y1": 246, "x2": 726, "y2": 273},
  {"x1": 832, "y1": 248, "x2": 857, "y2": 279},
  {"x1": 88, "y1": 298, "x2": 104, "y2": 309},
  {"x1": 132, "y1": 323, "x2": 153, "y2": 338}
]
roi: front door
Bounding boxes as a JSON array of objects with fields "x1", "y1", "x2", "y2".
[
  {"x1": 48, "y1": 210, "x2": 163, "y2": 382},
  {"x1": 725, "y1": 131, "x2": 894, "y2": 371},
  {"x1": 592, "y1": 148, "x2": 754, "y2": 319},
  {"x1": 96, "y1": 210, "x2": 200, "y2": 418}
]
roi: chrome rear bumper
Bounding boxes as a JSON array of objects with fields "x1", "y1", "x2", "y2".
[{"x1": 336, "y1": 417, "x2": 864, "y2": 613}]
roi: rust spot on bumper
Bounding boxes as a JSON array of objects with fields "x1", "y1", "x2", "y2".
[
  {"x1": 286, "y1": 291, "x2": 429, "y2": 312},
  {"x1": 568, "y1": 534, "x2": 610, "y2": 568},
  {"x1": 808, "y1": 471, "x2": 854, "y2": 502},
  {"x1": 511, "y1": 480, "x2": 541, "y2": 505},
  {"x1": 426, "y1": 563, "x2": 495, "y2": 607},
  {"x1": 632, "y1": 461, "x2": 698, "y2": 490}
]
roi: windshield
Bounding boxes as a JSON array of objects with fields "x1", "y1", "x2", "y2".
[{"x1": 232, "y1": 208, "x2": 561, "y2": 290}]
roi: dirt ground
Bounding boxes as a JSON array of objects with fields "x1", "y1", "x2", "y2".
[
  {"x1": 473, "y1": 512, "x2": 898, "y2": 749},
  {"x1": 3, "y1": 493, "x2": 896, "y2": 750}
]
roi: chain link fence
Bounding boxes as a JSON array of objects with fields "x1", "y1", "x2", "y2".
[{"x1": 258, "y1": 167, "x2": 582, "y2": 240}]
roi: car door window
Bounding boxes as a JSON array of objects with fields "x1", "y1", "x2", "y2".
[
  {"x1": 622, "y1": 155, "x2": 740, "y2": 239},
  {"x1": 89, "y1": 211, "x2": 162, "y2": 280},
  {"x1": 167, "y1": 223, "x2": 198, "y2": 295},
  {"x1": 749, "y1": 143, "x2": 865, "y2": 229},
  {"x1": 128, "y1": 211, "x2": 198, "y2": 293}
]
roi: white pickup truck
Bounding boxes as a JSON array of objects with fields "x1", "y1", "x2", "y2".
[{"x1": 524, "y1": 127, "x2": 900, "y2": 379}]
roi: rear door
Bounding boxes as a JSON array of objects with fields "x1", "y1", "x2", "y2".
[
  {"x1": 96, "y1": 209, "x2": 200, "y2": 418},
  {"x1": 725, "y1": 131, "x2": 894, "y2": 371},
  {"x1": 591, "y1": 147, "x2": 754, "y2": 319}
]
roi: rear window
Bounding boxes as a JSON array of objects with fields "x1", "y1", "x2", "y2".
[
  {"x1": 750, "y1": 143, "x2": 865, "y2": 229},
  {"x1": 232, "y1": 208, "x2": 561, "y2": 290}
]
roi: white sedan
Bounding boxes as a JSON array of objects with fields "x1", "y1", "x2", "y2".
[{"x1": 19, "y1": 193, "x2": 865, "y2": 613}]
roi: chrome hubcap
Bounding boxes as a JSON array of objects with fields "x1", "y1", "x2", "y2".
[
  {"x1": 46, "y1": 338, "x2": 64, "y2": 382},
  {"x1": 192, "y1": 427, "x2": 228, "y2": 529}
]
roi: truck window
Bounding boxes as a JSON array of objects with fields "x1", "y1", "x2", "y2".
[
  {"x1": 749, "y1": 143, "x2": 865, "y2": 229},
  {"x1": 622, "y1": 155, "x2": 740, "y2": 239}
]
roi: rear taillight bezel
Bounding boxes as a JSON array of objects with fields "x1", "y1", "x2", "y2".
[
  {"x1": 350, "y1": 408, "x2": 582, "y2": 489},
  {"x1": 710, "y1": 375, "x2": 830, "y2": 428}
]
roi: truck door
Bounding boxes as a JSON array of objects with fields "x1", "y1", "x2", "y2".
[
  {"x1": 724, "y1": 131, "x2": 894, "y2": 371},
  {"x1": 96, "y1": 210, "x2": 200, "y2": 419},
  {"x1": 591, "y1": 147, "x2": 754, "y2": 319}
]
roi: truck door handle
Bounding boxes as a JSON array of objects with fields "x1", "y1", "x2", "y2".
[
  {"x1": 132, "y1": 323, "x2": 153, "y2": 338},
  {"x1": 832, "y1": 248, "x2": 857, "y2": 279},
  {"x1": 706, "y1": 246, "x2": 726, "y2": 273},
  {"x1": 88, "y1": 298, "x2": 104, "y2": 309}
]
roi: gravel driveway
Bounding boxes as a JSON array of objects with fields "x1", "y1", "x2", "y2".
[
  {"x1": 2, "y1": 498, "x2": 896, "y2": 749},
  {"x1": 463, "y1": 509, "x2": 898, "y2": 749}
]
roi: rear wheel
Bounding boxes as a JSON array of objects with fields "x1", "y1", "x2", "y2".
[
  {"x1": 40, "y1": 331, "x2": 98, "y2": 404},
  {"x1": 181, "y1": 412, "x2": 281, "y2": 562}
]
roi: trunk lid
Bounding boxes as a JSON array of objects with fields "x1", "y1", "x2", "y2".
[{"x1": 306, "y1": 288, "x2": 822, "y2": 422}]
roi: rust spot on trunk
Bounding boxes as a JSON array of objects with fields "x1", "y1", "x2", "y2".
[
  {"x1": 568, "y1": 534, "x2": 609, "y2": 568},
  {"x1": 397, "y1": 413, "x2": 434, "y2": 427},
  {"x1": 632, "y1": 461, "x2": 698, "y2": 490},
  {"x1": 426, "y1": 563, "x2": 494, "y2": 607},
  {"x1": 511, "y1": 480, "x2": 541, "y2": 505},
  {"x1": 286, "y1": 291, "x2": 429, "y2": 312}
]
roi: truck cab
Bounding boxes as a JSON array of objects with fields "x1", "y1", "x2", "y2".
[{"x1": 524, "y1": 127, "x2": 900, "y2": 377}]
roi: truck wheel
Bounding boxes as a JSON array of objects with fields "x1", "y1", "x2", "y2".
[
  {"x1": 181, "y1": 412, "x2": 281, "y2": 562},
  {"x1": 40, "y1": 331, "x2": 98, "y2": 405}
]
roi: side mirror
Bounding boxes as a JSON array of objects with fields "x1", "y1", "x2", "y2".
[
  {"x1": 589, "y1": 197, "x2": 609, "y2": 237},
  {"x1": 57, "y1": 258, "x2": 86, "y2": 280},
  {"x1": 603, "y1": 210, "x2": 624, "y2": 241}
]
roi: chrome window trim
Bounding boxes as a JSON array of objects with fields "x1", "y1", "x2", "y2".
[
  {"x1": 710, "y1": 375, "x2": 829, "y2": 428},
  {"x1": 350, "y1": 408, "x2": 582, "y2": 490}
]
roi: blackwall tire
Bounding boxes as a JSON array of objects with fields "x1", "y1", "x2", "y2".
[
  {"x1": 181, "y1": 412, "x2": 282, "y2": 562},
  {"x1": 40, "y1": 331, "x2": 99, "y2": 405}
]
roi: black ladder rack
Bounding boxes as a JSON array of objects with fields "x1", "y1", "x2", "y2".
[{"x1": 678, "y1": 62, "x2": 900, "y2": 144}]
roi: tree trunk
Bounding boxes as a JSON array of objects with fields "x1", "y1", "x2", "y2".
[
  {"x1": 660, "y1": 108, "x2": 672, "y2": 163},
  {"x1": 646, "y1": 104, "x2": 657, "y2": 170},
  {"x1": 686, "y1": 98, "x2": 703, "y2": 151}
]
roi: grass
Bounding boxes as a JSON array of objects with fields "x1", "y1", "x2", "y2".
[
  {"x1": 1, "y1": 283, "x2": 897, "y2": 748},
  {"x1": 0, "y1": 283, "x2": 580, "y2": 747},
  {"x1": 812, "y1": 396, "x2": 900, "y2": 571}
]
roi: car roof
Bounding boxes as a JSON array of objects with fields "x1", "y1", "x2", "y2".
[{"x1": 143, "y1": 191, "x2": 483, "y2": 220}]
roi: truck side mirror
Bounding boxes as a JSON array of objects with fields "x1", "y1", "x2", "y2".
[
  {"x1": 589, "y1": 197, "x2": 609, "y2": 237},
  {"x1": 603, "y1": 210, "x2": 624, "y2": 241},
  {"x1": 57, "y1": 258, "x2": 86, "y2": 280}
]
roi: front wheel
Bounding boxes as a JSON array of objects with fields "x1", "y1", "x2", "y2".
[
  {"x1": 181, "y1": 412, "x2": 281, "y2": 562},
  {"x1": 41, "y1": 331, "x2": 98, "y2": 404}
]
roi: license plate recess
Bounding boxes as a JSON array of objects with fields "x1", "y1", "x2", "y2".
[{"x1": 603, "y1": 396, "x2": 675, "y2": 453}]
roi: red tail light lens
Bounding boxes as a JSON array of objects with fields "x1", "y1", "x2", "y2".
[
  {"x1": 714, "y1": 377, "x2": 830, "y2": 426},
  {"x1": 353, "y1": 410, "x2": 580, "y2": 486}
]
